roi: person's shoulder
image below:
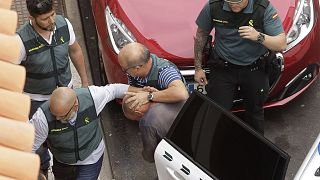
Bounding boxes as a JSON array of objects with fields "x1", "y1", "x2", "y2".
[
  {"x1": 203, "y1": 1, "x2": 211, "y2": 9},
  {"x1": 55, "y1": 15, "x2": 66, "y2": 20},
  {"x1": 16, "y1": 21, "x2": 31, "y2": 32},
  {"x1": 29, "y1": 107, "x2": 46, "y2": 124},
  {"x1": 263, "y1": 1, "x2": 280, "y2": 19},
  {"x1": 55, "y1": 15, "x2": 72, "y2": 26},
  {"x1": 159, "y1": 65, "x2": 180, "y2": 74},
  {"x1": 209, "y1": 0, "x2": 222, "y2": 4},
  {"x1": 263, "y1": 0, "x2": 276, "y2": 12}
]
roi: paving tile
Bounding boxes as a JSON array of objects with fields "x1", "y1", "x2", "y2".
[{"x1": 10, "y1": 0, "x2": 66, "y2": 28}]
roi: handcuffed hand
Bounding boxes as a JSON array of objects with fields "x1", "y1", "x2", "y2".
[
  {"x1": 238, "y1": 26, "x2": 259, "y2": 42},
  {"x1": 124, "y1": 91, "x2": 149, "y2": 109}
]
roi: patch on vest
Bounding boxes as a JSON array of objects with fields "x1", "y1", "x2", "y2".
[
  {"x1": 84, "y1": 117, "x2": 90, "y2": 124},
  {"x1": 272, "y1": 13, "x2": 278, "y2": 19},
  {"x1": 29, "y1": 44, "x2": 45, "y2": 53},
  {"x1": 60, "y1": 36, "x2": 65, "y2": 43},
  {"x1": 212, "y1": 18, "x2": 229, "y2": 24},
  {"x1": 248, "y1": 20, "x2": 254, "y2": 27},
  {"x1": 51, "y1": 127, "x2": 69, "y2": 132}
]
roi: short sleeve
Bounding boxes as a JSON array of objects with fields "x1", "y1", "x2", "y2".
[
  {"x1": 16, "y1": 34, "x2": 26, "y2": 64},
  {"x1": 196, "y1": 2, "x2": 214, "y2": 32},
  {"x1": 263, "y1": 3, "x2": 284, "y2": 36},
  {"x1": 158, "y1": 66, "x2": 182, "y2": 89},
  {"x1": 65, "y1": 18, "x2": 76, "y2": 45}
]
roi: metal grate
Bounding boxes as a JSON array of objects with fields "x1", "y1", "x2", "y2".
[{"x1": 11, "y1": 0, "x2": 66, "y2": 28}]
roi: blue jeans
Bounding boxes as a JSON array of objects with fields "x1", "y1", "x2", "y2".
[{"x1": 52, "y1": 154, "x2": 104, "y2": 180}]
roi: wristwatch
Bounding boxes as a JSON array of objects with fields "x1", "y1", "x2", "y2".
[
  {"x1": 147, "y1": 92, "x2": 154, "y2": 102},
  {"x1": 257, "y1": 32, "x2": 265, "y2": 44}
]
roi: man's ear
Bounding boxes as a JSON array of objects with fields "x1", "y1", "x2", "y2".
[
  {"x1": 134, "y1": 110, "x2": 144, "y2": 118},
  {"x1": 29, "y1": 15, "x2": 35, "y2": 21}
]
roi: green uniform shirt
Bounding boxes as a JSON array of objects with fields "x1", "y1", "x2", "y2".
[{"x1": 196, "y1": 0, "x2": 284, "y2": 65}]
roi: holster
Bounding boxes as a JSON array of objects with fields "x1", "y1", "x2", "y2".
[
  {"x1": 201, "y1": 34, "x2": 280, "y2": 74},
  {"x1": 202, "y1": 35, "x2": 213, "y2": 66},
  {"x1": 202, "y1": 35, "x2": 227, "y2": 69},
  {"x1": 257, "y1": 50, "x2": 279, "y2": 74},
  {"x1": 206, "y1": 49, "x2": 227, "y2": 69}
]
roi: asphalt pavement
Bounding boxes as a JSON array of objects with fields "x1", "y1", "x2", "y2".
[{"x1": 264, "y1": 79, "x2": 320, "y2": 180}]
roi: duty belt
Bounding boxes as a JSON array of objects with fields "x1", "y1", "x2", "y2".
[{"x1": 217, "y1": 51, "x2": 270, "y2": 72}]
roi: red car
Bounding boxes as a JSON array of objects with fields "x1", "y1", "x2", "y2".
[{"x1": 91, "y1": 0, "x2": 320, "y2": 108}]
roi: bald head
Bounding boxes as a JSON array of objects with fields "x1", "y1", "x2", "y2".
[
  {"x1": 122, "y1": 95, "x2": 151, "y2": 121},
  {"x1": 118, "y1": 42, "x2": 150, "y2": 68},
  {"x1": 50, "y1": 87, "x2": 77, "y2": 116}
]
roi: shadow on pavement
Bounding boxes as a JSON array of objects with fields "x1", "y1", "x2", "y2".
[{"x1": 100, "y1": 100, "x2": 157, "y2": 180}]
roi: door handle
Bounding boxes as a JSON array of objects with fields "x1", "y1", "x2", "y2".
[{"x1": 166, "y1": 167, "x2": 186, "y2": 180}]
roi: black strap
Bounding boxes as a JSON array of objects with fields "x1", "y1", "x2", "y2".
[{"x1": 26, "y1": 62, "x2": 69, "y2": 79}]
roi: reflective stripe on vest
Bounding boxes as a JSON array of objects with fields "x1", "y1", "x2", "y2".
[
  {"x1": 17, "y1": 15, "x2": 71, "y2": 95},
  {"x1": 41, "y1": 88, "x2": 103, "y2": 164}
]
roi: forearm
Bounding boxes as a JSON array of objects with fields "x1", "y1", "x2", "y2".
[
  {"x1": 152, "y1": 84, "x2": 188, "y2": 103},
  {"x1": 69, "y1": 44, "x2": 89, "y2": 86},
  {"x1": 128, "y1": 86, "x2": 143, "y2": 92},
  {"x1": 194, "y1": 28, "x2": 210, "y2": 70},
  {"x1": 90, "y1": 84, "x2": 130, "y2": 114},
  {"x1": 108, "y1": 84, "x2": 130, "y2": 99},
  {"x1": 261, "y1": 33, "x2": 287, "y2": 52}
]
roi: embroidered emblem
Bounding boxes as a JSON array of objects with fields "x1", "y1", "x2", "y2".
[
  {"x1": 84, "y1": 117, "x2": 90, "y2": 124},
  {"x1": 272, "y1": 13, "x2": 279, "y2": 19},
  {"x1": 249, "y1": 20, "x2": 254, "y2": 27},
  {"x1": 212, "y1": 19, "x2": 228, "y2": 24},
  {"x1": 29, "y1": 44, "x2": 45, "y2": 52},
  {"x1": 51, "y1": 127, "x2": 68, "y2": 132},
  {"x1": 60, "y1": 36, "x2": 65, "y2": 43}
]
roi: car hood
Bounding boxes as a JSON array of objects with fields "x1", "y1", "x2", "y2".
[{"x1": 116, "y1": 0, "x2": 294, "y2": 59}]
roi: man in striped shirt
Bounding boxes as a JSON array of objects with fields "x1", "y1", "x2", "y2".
[
  {"x1": 118, "y1": 42, "x2": 188, "y2": 162},
  {"x1": 118, "y1": 42, "x2": 189, "y2": 108}
]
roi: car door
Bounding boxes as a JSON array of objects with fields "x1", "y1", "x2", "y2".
[
  {"x1": 294, "y1": 133, "x2": 320, "y2": 180},
  {"x1": 154, "y1": 91, "x2": 290, "y2": 180}
]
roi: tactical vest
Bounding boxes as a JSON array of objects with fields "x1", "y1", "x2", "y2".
[
  {"x1": 209, "y1": 0, "x2": 269, "y2": 31},
  {"x1": 17, "y1": 15, "x2": 71, "y2": 95},
  {"x1": 41, "y1": 88, "x2": 103, "y2": 164},
  {"x1": 130, "y1": 54, "x2": 186, "y2": 90}
]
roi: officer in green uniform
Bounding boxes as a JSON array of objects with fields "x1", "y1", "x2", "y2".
[
  {"x1": 118, "y1": 42, "x2": 188, "y2": 109},
  {"x1": 30, "y1": 84, "x2": 133, "y2": 179},
  {"x1": 16, "y1": 0, "x2": 89, "y2": 176},
  {"x1": 16, "y1": 0, "x2": 89, "y2": 117},
  {"x1": 194, "y1": 0, "x2": 287, "y2": 134}
]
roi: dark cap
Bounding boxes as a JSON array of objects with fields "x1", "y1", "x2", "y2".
[{"x1": 224, "y1": 0, "x2": 243, "y2": 3}]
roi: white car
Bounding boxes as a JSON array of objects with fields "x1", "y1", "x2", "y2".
[
  {"x1": 154, "y1": 91, "x2": 290, "y2": 180},
  {"x1": 294, "y1": 133, "x2": 320, "y2": 180}
]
